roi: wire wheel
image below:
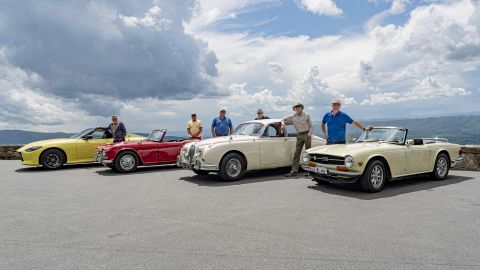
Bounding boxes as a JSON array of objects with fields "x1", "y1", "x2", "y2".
[
  {"x1": 436, "y1": 157, "x2": 448, "y2": 178},
  {"x1": 119, "y1": 154, "x2": 136, "y2": 171},
  {"x1": 226, "y1": 158, "x2": 242, "y2": 178}
]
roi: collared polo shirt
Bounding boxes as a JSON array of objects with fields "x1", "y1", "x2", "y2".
[{"x1": 322, "y1": 111, "x2": 353, "y2": 142}]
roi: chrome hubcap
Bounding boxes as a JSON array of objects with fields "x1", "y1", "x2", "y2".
[
  {"x1": 226, "y1": 158, "x2": 241, "y2": 177},
  {"x1": 45, "y1": 152, "x2": 61, "y2": 168},
  {"x1": 370, "y1": 165, "x2": 384, "y2": 189},
  {"x1": 436, "y1": 157, "x2": 448, "y2": 177},
  {"x1": 120, "y1": 155, "x2": 135, "y2": 170}
]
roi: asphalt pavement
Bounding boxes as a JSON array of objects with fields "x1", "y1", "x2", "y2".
[{"x1": 1, "y1": 160, "x2": 479, "y2": 269}]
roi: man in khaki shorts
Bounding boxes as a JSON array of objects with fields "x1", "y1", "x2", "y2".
[{"x1": 281, "y1": 102, "x2": 313, "y2": 177}]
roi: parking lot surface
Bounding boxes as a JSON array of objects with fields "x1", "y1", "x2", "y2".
[{"x1": 1, "y1": 160, "x2": 479, "y2": 269}]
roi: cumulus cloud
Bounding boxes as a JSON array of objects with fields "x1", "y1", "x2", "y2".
[
  {"x1": 297, "y1": 0, "x2": 343, "y2": 16},
  {"x1": 0, "y1": 0, "x2": 219, "y2": 106}
]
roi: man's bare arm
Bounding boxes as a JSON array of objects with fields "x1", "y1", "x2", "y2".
[
  {"x1": 352, "y1": 121, "x2": 371, "y2": 131},
  {"x1": 321, "y1": 124, "x2": 328, "y2": 140},
  {"x1": 211, "y1": 127, "x2": 215, "y2": 137}
]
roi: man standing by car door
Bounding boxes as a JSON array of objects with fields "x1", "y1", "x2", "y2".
[
  {"x1": 281, "y1": 102, "x2": 313, "y2": 177},
  {"x1": 107, "y1": 115, "x2": 126, "y2": 143},
  {"x1": 321, "y1": 99, "x2": 370, "y2": 145},
  {"x1": 211, "y1": 109, "x2": 233, "y2": 137}
]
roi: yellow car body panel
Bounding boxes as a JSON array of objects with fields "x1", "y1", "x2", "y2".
[{"x1": 17, "y1": 133, "x2": 144, "y2": 167}]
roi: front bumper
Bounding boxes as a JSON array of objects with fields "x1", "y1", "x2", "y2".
[
  {"x1": 95, "y1": 152, "x2": 113, "y2": 166},
  {"x1": 176, "y1": 156, "x2": 219, "y2": 171},
  {"x1": 451, "y1": 157, "x2": 464, "y2": 168},
  {"x1": 302, "y1": 164, "x2": 362, "y2": 184}
]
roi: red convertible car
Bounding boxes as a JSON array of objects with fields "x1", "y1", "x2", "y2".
[{"x1": 96, "y1": 129, "x2": 191, "y2": 173}]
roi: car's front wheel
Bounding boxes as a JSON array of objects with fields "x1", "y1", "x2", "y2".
[
  {"x1": 40, "y1": 149, "x2": 65, "y2": 169},
  {"x1": 432, "y1": 153, "x2": 449, "y2": 180},
  {"x1": 219, "y1": 153, "x2": 246, "y2": 181},
  {"x1": 114, "y1": 151, "x2": 139, "y2": 173},
  {"x1": 361, "y1": 159, "x2": 387, "y2": 193}
]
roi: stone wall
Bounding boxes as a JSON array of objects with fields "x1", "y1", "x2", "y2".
[
  {"x1": 0, "y1": 144, "x2": 479, "y2": 171},
  {"x1": 453, "y1": 146, "x2": 480, "y2": 171},
  {"x1": 0, "y1": 145, "x2": 23, "y2": 160}
]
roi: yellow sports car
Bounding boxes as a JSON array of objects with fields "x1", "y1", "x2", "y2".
[{"x1": 16, "y1": 127, "x2": 144, "y2": 169}]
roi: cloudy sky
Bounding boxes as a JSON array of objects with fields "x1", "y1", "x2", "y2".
[{"x1": 0, "y1": 0, "x2": 479, "y2": 134}]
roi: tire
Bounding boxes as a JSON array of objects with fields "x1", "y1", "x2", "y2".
[
  {"x1": 40, "y1": 149, "x2": 65, "y2": 169},
  {"x1": 193, "y1": 169, "x2": 209, "y2": 176},
  {"x1": 432, "y1": 153, "x2": 450, "y2": 180},
  {"x1": 219, "y1": 153, "x2": 246, "y2": 181},
  {"x1": 114, "y1": 151, "x2": 139, "y2": 173},
  {"x1": 361, "y1": 159, "x2": 387, "y2": 193}
]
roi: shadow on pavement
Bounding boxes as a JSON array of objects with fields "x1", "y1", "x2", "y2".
[
  {"x1": 95, "y1": 164, "x2": 181, "y2": 176},
  {"x1": 307, "y1": 173, "x2": 474, "y2": 200},
  {"x1": 15, "y1": 163, "x2": 100, "y2": 173},
  {"x1": 180, "y1": 167, "x2": 293, "y2": 187}
]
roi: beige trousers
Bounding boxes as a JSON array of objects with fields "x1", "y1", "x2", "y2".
[{"x1": 292, "y1": 132, "x2": 311, "y2": 173}]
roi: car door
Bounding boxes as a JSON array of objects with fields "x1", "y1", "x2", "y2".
[
  {"x1": 405, "y1": 142, "x2": 433, "y2": 174},
  {"x1": 259, "y1": 124, "x2": 291, "y2": 166},
  {"x1": 76, "y1": 129, "x2": 112, "y2": 161},
  {"x1": 136, "y1": 141, "x2": 159, "y2": 164},
  {"x1": 158, "y1": 141, "x2": 185, "y2": 164}
]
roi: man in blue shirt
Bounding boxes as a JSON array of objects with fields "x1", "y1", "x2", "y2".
[
  {"x1": 321, "y1": 99, "x2": 370, "y2": 144},
  {"x1": 211, "y1": 109, "x2": 233, "y2": 137}
]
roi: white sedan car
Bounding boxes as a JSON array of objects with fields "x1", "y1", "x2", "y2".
[{"x1": 177, "y1": 119, "x2": 326, "y2": 181}]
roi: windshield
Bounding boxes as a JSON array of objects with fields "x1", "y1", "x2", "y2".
[
  {"x1": 69, "y1": 128, "x2": 95, "y2": 139},
  {"x1": 233, "y1": 123, "x2": 264, "y2": 136},
  {"x1": 357, "y1": 128, "x2": 406, "y2": 144},
  {"x1": 147, "y1": 130, "x2": 166, "y2": 141}
]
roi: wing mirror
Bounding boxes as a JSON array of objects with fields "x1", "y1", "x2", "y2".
[{"x1": 83, "y1": 135, "x2": 93, "y2": 140}]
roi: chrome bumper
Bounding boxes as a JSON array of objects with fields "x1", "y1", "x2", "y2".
[
  {"x1": 451, "y1": 157, "x2": 464, "y2": 167},
  {"x1": 302, "y1": 165, "x2": 362, "y2": 183},
  {"x1": 177, "y1": 156, "x2": 219, "y2": 171},
  {"x1": 95, "y1": 153, "x2": 113, "y2": 166}
]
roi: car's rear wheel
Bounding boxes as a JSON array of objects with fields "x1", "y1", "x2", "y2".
[
  {"x1": 432, "y1": 153, "x2": 449, "y2": 180},
  {"x1": 219, "y1": 153, "x2": 246, "y2": 181},
  {"x1": 114, "y1": 151, "x2": 139, "y2": 173},
  {"x1": 193, "y1": 169, "x2": 209, "y2": 176},
  {"x1": 40, "y1": 149, "x2": 65, "y2": 170},
  {"x1": 361, "y1": 159, "x2": 387, "y2": 193}
]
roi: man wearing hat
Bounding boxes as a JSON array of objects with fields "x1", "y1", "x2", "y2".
[
  {"x1": 187, "y1": 113, "x2": 202, "y2": 140},
  {"x1": 281, "y1": 102, "x2": 313, "y2": 177},
  {"x1": 321, "y1": 99, "x2": 370, "y2": 145},
  {"x1": 211, "y1": 109, "x2": 233, "y2": 137}
]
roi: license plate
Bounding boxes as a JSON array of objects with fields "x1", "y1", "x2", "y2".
[{"x1": 314, "y1": 166, "x2": 327, "y2": 174}]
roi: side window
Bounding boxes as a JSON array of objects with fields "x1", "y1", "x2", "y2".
[
  {"x1": 90, "y1": 129, "x2": 107, "y2": 139},
  {"x1": 263, "y1": 126, "x2": 277, "y2": 137},
  {"x1": 286, "y1": 125, "x2": 297, "y2": 137}
]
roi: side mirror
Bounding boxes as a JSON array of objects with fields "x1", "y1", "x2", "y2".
[
  {"x1": 83, "y1": 135, "x2": 93, "y2": 140},
  {"x1": 351, "y1": 138, "x2": 357, "y2": 143},
  {"x1": 405, "y1": 140, "x2": 411, "y2": 147}
]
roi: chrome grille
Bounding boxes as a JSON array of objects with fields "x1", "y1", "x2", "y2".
[
  {"x1": 310, "y1": 154, "x2": 344, "y2": 165},
  {"x1": 188, "y1": 144, "x2": 196, "y2": 163}
]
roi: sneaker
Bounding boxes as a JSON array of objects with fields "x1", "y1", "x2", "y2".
[{"x1": 285, "y1": 171, "x2": 297, "y2": 177}]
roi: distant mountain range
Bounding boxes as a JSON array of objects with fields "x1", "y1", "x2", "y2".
[
  {"x1": 315, "y1": 115, "x2": 480, "y2": 145},
  {"x1": 1, "y1": 115, "x2": 479, "y2": 145}
]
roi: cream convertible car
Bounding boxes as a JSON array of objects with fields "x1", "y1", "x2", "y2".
[
  {"x1": 302, "y1": 127, "x2": 464, "y2": 193},
  {"x1": 177, "y1": 119, "x2": 325, "y2": 181}
]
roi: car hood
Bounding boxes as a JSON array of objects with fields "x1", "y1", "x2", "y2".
[
  {"x1": 187, "y1": 135, "x2": 258, "y2": 148},
  {"x1": 17, "y1": 138, "x2": 75, "y2": 152},
  {"x1": 306, "y1": 142, "x2": 396, "y2": 157}
]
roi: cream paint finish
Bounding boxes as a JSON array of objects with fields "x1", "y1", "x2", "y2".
[
  {"x1": 306, "y1": 141, "x2": 462, "y2": 179},
  {"x1": 179, "y1": 119, "x2": 326, "y2": 172}
]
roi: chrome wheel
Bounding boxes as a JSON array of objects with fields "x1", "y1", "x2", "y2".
[
  {"x1": 370, "y1": 165, "x2": 384, "y2": 189},
  {"x1": 436, "y1": 157, "x2": 448, "y2": 177},
  {"x1": 119, "y1": 154, "x2": 136, "y2": 171},
  {"x1": 226, "y1": 158, "x2": 241, "y2": 178}
]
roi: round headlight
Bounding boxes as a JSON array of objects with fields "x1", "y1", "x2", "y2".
[
  {"x1": 344, "y1": 155, "x2": 354, "y2": 168},
  {"x1": 303, "y1": 153, "x2": 311, "y2": 163}
]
